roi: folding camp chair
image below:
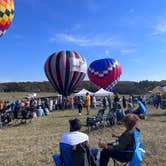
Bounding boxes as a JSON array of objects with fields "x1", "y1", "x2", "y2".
[
  {"x1": 86, "y1": 109, "x2": 105, "y2": 132},
  {"x1": 52, "y1": 154, "x2": 62, "y2": 166},
  {"x1": 112, "y1": 129, "x2": 145, "y2": 166},
  {"x1": 52, "y1": 148, "x2": 98, "y2": 166}
]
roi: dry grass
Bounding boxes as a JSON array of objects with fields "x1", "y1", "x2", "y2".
[
  {"x1": 0, "y1": 106, "x2": 166, "y2": 166},
  {"x1": 0, "y1": 92, "x2": 57, "y2": 100}
]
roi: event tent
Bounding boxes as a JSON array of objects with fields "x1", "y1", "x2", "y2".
[
  {"x1": 74, "y1": 89, "x2": 94, "y2": 96},
  {"x1": 94, "y1": 88, "x2": 114, "y2": 96}
]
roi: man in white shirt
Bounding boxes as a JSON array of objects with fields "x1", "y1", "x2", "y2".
[
  {"x1": 60, "y1": 118, "x2": 89, "y2": 166},
  {"x1": 60, "y1": 118, "x2": 89, "y2": 146}
]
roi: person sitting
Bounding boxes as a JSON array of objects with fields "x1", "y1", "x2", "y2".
[
  {"x1": 133, "y1": 100, "x2": 147, "y2": 118},
  {"x1": 36, "y1": 106, "x2": 44, "y2": 117},
  {"x1": 98, "y1": 114, "x2": 140, "y2": 166},
  {"x1": 124, "y1": 102, "x2": 133, "y2": 115},
  {"x1": 60, "y1": 118, "x2": 94, "y2": 166}
]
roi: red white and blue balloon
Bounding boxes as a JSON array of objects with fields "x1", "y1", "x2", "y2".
[{"x1": 88, "y1": 58, "x2": 122, "y2": 91}]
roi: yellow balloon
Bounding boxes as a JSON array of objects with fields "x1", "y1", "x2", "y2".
[{"x1": 0, "y1": 0, "x2": 14, "y2": 37}]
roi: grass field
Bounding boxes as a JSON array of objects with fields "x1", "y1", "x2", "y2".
[
  {"x1": 0, "y1": 92, "x2": 57, "y2": 100},
  {"x1": 0, "y1": 105, "x2": 166, "y2": 166}
]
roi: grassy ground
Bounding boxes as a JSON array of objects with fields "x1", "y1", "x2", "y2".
[
  {"x1": 0, "y1": 92, "x2": 57, "y2": 100},
  {"x1": 0, "y1": 105, "x2": 166, "y2": 166}
]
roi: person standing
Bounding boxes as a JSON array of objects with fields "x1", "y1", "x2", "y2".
[
  {"x1": 85, "y1": 93, "x2": 91, "y2": 115},
  {"x1": 69, "y1": 97, "x2": 74, "y2": 110},
  {"x1": 77, "y1": 96, "x2": 83, "y2": 115},
  {"x1": 92, "y1": 95, "x2": 97, "y2": 109},
  {"x1": 122, "y1": 96, "x2": 127, "y2": 109}
]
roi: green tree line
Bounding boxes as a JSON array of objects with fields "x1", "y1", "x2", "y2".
[{"x1": 0, "y1": 80, "x2": 165, "y2": 95}]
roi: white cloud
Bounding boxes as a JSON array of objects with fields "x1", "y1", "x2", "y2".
[
  {"x1": 105, "y1": 50, "x2": 110, "y2": 55},
  {"x1": 71, "y1": 24, "x2": 81, "y2": 31},
  {"x1": 83, "y1": 0, "x2": 106, "y2": 13},
  {"x1": 131, "y1": 58, "x2": 144, "y2": 65},
  {"x1": 49, "y1": 33, "x2": 133, "y2": 48},
  {"x1": 120, "y1": 48, "x2": 136, "y2": 55},
  {"x1": 127, "y1": 9, "x2": 135, "y2": 15},
  {"x1": 152, "y1": 19, "x2": 166, "y2": 36}
]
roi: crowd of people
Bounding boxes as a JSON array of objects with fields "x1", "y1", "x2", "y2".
[
  {"x1": 0, "y1": 92, "x2": 150, "y2": 127},
  {"x1": 0, "y1": 96, "x2": 63, "y2": 125}
]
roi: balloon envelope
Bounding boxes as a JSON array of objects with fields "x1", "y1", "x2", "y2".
[
  {"x1": 0, "y1": 0, "x2": 14, "y2": 37},
  {"x1": 44, "y1": 50, "x2": 87, "y2": 96},
  {"x1": 88, "y1": 58, "x2": 122, "y2": 91}
]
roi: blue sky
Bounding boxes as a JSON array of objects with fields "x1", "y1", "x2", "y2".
[{"x1": 0, "y1": 0, "x2": 166, "y2": 82}]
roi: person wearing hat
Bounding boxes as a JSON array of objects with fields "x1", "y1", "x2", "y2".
[
  {"x1": 60, "y1": 118, "x2": 89, "y2": 166},
  {"x1": 60, "y1": 118, "x2": 89, "y2": 146}
]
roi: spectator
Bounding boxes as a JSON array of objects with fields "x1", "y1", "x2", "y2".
[
  {"x1": 99, "y1": 114, "x2": 140, "y2": 166},
  {"x1": 77, "y1": 96, "x2": 83, "y2": 115},
  {"x1": 60, "y1": 118, "x2": 89, "y2": 166},
  {"x1": 36, "y1": 106, "x2": 44, "y2": 117},
  {"x1": 92, "y1": 95, "x2": 97, "y2": 109},
  {"x1": 14, "y1": 100, "x2": 21, "y2": 119},
  {"x1": 122, "y1": 96, "x2": 127, "y2": 109},
  {"x1": 49, "y1": 98, "x2": 54, "y2": 111},
  {"x1": 85, "y1": 93, "x2": 91, "y2": 115},
  {"x1": 107, "y1": 95, "x2": 112, "y2": 110},
  {"x1": 133, "y1": 100, "x2": 147, "y2": 117},
  {"x1": 114, "y1": 93, "x2": 120, "y2": 103},
  {"x1": 69, "y1": 97, "x2": 74, "y2": 110},
  {"x1": 102, "y1": 97, "x2": 108, "y2": 109},
  {"x1": 124, "y1": 103, "x2": 133, "y2": 115}
]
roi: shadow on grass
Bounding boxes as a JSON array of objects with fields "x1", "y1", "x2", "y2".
[
  {"x1": 57, "y1": 115, "x2": 76, "y2": 118},
  {"x1": 2, "y1": 119, "x2": 32, "y2": 128},
  {"x1": 160, "y1": 120, "x2": 166, "y2": 123},
  {"x1": 148, "y1": 113, "x2": 166, "y2": 117}
]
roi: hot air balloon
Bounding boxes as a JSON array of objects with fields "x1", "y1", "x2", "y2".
[
  {"x1": 0, "y1": 0, "x2": 14, "y2": 37},
  {"x1": 88, "y1": 58, "x2": 122, "y2": 91},
  {"x1": 44, "y1": 50, "x2": 87, "y2": 96}
]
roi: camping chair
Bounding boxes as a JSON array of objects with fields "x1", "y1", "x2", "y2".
[
  {"x1": 86, "y1": 109, "x2": 105, "y2": 132},
  {"x1": 52, "y1": 154, "x2": 62, "y2": 166},
  {"x1": 52, "y1": 144, "x2": 98, "y2": 166},
  {"x1": 112, "y1": 129, "x2": 145, "y2": 166},
  {"x1": 105, "y1": 109, "x2": 117, "y2": 126}
]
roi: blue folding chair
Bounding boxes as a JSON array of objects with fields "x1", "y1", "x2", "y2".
[
  {"x1": 52, "y1": 148, "x2": 98, "y2": 166},
  {"x1": 113, "y1": 129, "x2": 145, "y2": 166},
  {"x1": 52, "y1": 154, "x2": 63, "y2": 166}
]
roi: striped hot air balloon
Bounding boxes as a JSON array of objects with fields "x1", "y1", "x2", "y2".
[
  {"x1": 0, "y1": 0, "x2": 14, "y2": 37},
  {"x1": 44, "y1": 50, "x2": 87, "y2": 96},
  {"x1": 88, "y1": 58, "x2": 122, "y2": 91}
]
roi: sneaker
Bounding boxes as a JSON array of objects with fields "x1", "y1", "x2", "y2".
[{"x1": 79, "y1": 113, "x2": 82, "y2": 115}]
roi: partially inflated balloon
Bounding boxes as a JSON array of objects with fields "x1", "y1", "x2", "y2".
[
  {"x1": 88, "y1": 58, "x2": 122, "y2": 91},
  {"x1": 45, "y1": 51, "x2": 87, "y2": 96},
  {"x1": 0, "y1": 0, "x2": 14, "y2": 37}
]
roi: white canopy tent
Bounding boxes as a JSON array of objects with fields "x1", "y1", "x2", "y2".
[
  {"x1": 94, "y1": 88, "x2": 114, "y2": 96},
  {"x1": 74, "y1": 89, "x2": 94, "y2": 96}
]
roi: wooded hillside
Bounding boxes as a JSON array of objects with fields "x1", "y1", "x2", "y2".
[{"x1": 0, "y1": 80, "x2": 165, "y2": 95}]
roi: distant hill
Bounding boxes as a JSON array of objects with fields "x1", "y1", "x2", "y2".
[{"x1": 0, "y1": 80, "x2": 165, "y2": 95}]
